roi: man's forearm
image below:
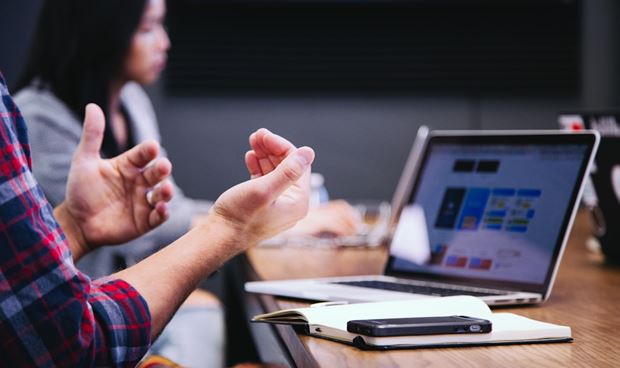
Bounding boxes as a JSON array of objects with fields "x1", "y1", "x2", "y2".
[
  {"x1": 54, "y1": 202, "x2": 89, "y2": 261},
  {"x1": 113, "y1": 214, "x2": 246, "y2": 339}
]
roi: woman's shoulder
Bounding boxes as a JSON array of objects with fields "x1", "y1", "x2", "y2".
[
  {"x1": 120, "y1": 82, "x2": 155, "y2": 112},
  {"x1": 120, "y1": 82, "x2": 161, "y2": 141},
  {"x1": 15, "y1": 85, "x2": 70, "y2": 114},
  {"x1": 120, "y1": 81, "x2": 148, "y2": 98},
  {"x1": 14, "y1": 85, "x2": 81, "y2": 133}
]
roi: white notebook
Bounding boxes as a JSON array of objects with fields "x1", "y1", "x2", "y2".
[{"x1": 252, "y1": 296, "x2": 572, "y2": 349}]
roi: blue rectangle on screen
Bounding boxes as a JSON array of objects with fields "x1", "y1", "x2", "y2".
[
  {"x1": 484, "y1": 224, "x2": 502, "y2": 230},
  {"x1": 457, "y1": 188, "x2": 491, "y2": 230},
  {"x1": 507, "y1": 226, "x2": 528, "y2": 232},
  {"x1": 527, "y1": 209, "x2": 535, "y2": 219},
  {"x1": 491, "y1": 188, "x2": 516, "y2": 196},
  {"x1": 486, "y1": 210, "x2": 507, "y2": 217},
  {"x1": 517, "y1": 189, "x2": 542, "y2": 197},
  {"x1": 435, "y1": 188, "x2": 466, "y2": 229}
]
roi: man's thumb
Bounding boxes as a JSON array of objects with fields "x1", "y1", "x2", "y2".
[
  {"x1": 76, "y1": 104, "x2": 105, "y2": 159},
  {"x1": 263, "y1": 147, "x2": 315, "y2": 197}
]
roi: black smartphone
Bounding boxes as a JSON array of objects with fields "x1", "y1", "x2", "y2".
[{"x1": 346, "y1": 315, "x2": 492, "y2": 337}]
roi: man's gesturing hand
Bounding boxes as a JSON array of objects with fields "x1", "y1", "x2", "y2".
[
  {"x1": 209, "y1": 129, "x2": 314, "y2": 251},
  {"x1": 56, "y1": 104, "x2": 173, "y2": 259}
]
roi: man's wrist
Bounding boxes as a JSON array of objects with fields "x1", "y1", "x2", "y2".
[
  {"x1": 54, "y1": 202, "x2": 89, "y2": 261},
  {"x1": 197, "y1": 212, "x2": 256, "y2": 258}
]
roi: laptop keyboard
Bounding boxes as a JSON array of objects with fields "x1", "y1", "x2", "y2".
[{"x1": 332, "y1": 280, "x2": 506, "y2": 297}]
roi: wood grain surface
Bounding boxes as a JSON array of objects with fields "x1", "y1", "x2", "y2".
[{"x1": 246, "y1": 211, "x2": 620, "y2": 367}]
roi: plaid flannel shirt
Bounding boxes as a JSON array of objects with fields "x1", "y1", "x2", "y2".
[{"x1": 0, "y1": 74, "x2": 151, "y2": 367}]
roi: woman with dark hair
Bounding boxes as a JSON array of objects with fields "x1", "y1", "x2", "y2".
[
  {"x1": 18, "y1": 0, "x2": 157, "y2": 156},
  {"x1": 16, "y1": 0, "x2": 359, "y2": 365}
]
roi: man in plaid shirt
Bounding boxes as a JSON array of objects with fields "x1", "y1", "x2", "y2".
[{"x1": 0, "y1": 73, "x2": 315, "y2": 366}]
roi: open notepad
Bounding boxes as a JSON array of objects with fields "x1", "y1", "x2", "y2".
[{"x1": 251, "y1": 296, "x2": 572, "y2": 349}]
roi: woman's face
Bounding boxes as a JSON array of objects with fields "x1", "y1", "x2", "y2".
[{"x1": 123, "y1": 0, "x2": 170, "y2": 85}]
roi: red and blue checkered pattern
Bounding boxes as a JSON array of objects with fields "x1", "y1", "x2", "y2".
[{"x1": 0, "y1": 74, "x2": 151, "y2": 367}]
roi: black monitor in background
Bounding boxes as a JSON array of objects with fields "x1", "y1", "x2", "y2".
[
  {"x1": 558, "y1": 111, "x2": 620, "y2": 264},
  {"x1": 165, "y1": 0, "x2": 579, "y2": 95}
]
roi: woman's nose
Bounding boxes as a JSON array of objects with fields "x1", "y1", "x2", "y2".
[{"x1": 158, "y1": 26, "x2": 170, "y2": 51}]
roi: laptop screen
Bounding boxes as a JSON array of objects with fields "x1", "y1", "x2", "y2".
[{"x1": 385, "y1": 133, "x2": 597, "y2": 294}]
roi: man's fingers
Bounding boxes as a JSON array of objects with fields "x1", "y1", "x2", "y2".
[
  {"x1": 245, "y1": 151, "x2": 262, "y2": 179},
  {"x1": 249, "y1": 132, "x2": 263, "y2": 157},
  {"x1": 145, "y1": 182, "x2": 173, "y2": 230},
  {"x1": 75, "y1": 104, "x2": 105, "y2": 159},
  {"x1": 148, "y1": 202, "x2": 170, "y2": 228},
  {"x1": 261, "y1": 129, "x2": 295, "y2": 169},
  {"x1": 119, "y1": 140, "x2": 161, "y2": 172},
  {"x1": 148, "y1": 181, "x2": 174, "y2": 205},
  {"x1": 261, "y1": 146, "x2": 315, "y2": 199},
  {"x1": 258, "y1": 156, "x2": 276, "y2": 175},
  {"x1": 143, "y1": 158, "x2": 172, "y2": 187},
  {"x1": 250, "y1": 128, "x2": 297, "y2": 175},
  {"x1": 249, "y1": 129, "x2": 269, "y2": 158},
  {"x1": 262, "y1": 130, "x2": 295, "y2": 157},
  {"x1": 250, "y1": 129, "x2": 277, "y2": 174}
]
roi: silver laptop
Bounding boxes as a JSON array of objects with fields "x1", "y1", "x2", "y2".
[{"x1": 246, "y1": 130, "x2": 599, "y2": 306}]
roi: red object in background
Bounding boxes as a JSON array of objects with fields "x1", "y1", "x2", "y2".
[{"x1": 571, "y1": 121, "x2": 584, "y2": 131}]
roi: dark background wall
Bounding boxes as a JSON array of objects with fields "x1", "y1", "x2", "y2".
[{"x1": 1, "y1": 0, "x2": 618, "y2": 202}]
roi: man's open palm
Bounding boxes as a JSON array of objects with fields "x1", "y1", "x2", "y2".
[{"x1": 64, "y1": 104, "x2": 173, "y2": 250}]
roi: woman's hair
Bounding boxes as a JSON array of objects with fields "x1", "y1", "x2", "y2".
[{"x1": 17, "y1": 0, "x2": 148, "y2": 156}]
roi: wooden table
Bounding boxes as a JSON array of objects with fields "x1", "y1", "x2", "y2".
[{"x1": 242, "y1": 211, "x2": 620, "y2": 367}]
